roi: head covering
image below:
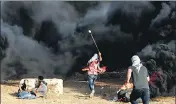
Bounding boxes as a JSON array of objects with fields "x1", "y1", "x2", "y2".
[
  {"x1": 88, "y1": 53, "x2": 98, "y2": 64},
  {"x1": 131, "y1": 55, "x2": 142, "y2": 72}
]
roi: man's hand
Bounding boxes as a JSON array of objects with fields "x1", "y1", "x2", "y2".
[
  {"x1": 98, "y1": 52, "x2": 101, "y2": 56},
  {"x1": 125, "y1": 80, "x2": 130, "y2": 84},
  {"x1": 125, "y1": 82, "x2": 133, "y2": 89},
  {"x1": 98, "y1": 52, "x2": 102, "y2": 61},
  {"x1": 98, "y1": 69, "x2": 105, "y2": 74},
  {"x1": 35, "y1": 88, "x2": 39, "y2": 93},
  {"x1": 82, "y1": 68, "x2": 89, "y2": 71},
  {"x1": 98, "y1": 66, "x2": 106, "y2": 74}
]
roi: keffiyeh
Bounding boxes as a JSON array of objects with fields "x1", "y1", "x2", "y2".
[
  {"x1": 88, "y1": 53, "x2": 98, "y2": 64},
  {"x1": 131, "y1": 55, "x2": 142, "y2": 73}
]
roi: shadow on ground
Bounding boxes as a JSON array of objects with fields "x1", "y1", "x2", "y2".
[
  {"x1": 63, "y1": 76, "x2": 125, "y2": 101},
  {"x1": 1, "y1": 80, "x2": 19, "y2": 87},
  {"x1": 9, "y1": 92, "x2": 18, "y2": 97}
]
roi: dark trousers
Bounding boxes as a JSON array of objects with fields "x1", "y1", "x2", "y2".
[
  {"x1": 130, "y1": 88, "x2": 150, "y2": 104},
  {"x1": 88, "y1": 74, "x2": 98, "y2": 91}
]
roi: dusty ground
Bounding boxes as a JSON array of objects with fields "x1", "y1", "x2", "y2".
[{"x1": 1, "y1": 78, "x2": 175, "y2": 104}]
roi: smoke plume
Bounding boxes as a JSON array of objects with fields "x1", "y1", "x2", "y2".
[
  {"x1": 1, "y1": 20, "x2": 78, "y2": 79},
  {"x1": 0, "y1": 1, "x2": 139, "y2": 80},
  {"x1": 150, "y1": 3, "x2": 171, "y2": 27},
  {"x1": 0, "y1": 1, "x2": 176, "y2": 97}
]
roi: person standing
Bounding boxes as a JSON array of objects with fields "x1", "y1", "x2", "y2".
[
  {"x1": 126, "y1": 55, "x2": 150, "y2": 104},
  {"x1": 82, "y1": 52, "x2": 105, "y2": 98}
]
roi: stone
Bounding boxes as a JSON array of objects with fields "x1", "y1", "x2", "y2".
[
  {"x1": 44, "y1": 78, "x2": 63, "y2": 95},
  {"x1": 19, "y1": 78, "x2": 37, "y2": 90}
]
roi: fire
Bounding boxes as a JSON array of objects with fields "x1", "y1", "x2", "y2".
[
  {"x1": 98, "y1": 66, "x2": 107, "y2": 73},
  {"x1": 120, "y1": 82, "x2": 133, "y2": 90},
  {"x1": 149, "y1": 71, "x2": 162, "y2": 84}
]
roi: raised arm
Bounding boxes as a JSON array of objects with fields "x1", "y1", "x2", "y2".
[{"x1": 98, "y1": 52, "x2": 102, "y2": 62}]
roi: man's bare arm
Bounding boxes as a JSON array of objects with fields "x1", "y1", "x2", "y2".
[
  {"x1": 98, "y1": 52, "x2": 102, "y2": 62},
  {"x1": 82, "y1": 68, "x2": 89, "y2": 71},
  {"x1": 126, "y1": 68, "x2": 132, "y2": 83}
]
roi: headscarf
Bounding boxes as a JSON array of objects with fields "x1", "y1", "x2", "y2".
[
  {"x1": 88, "y1": 53, "x2": 99, "y2": 64},
  {"x1": 131, "y1": 55, "x2": 142, "y2": 73}
]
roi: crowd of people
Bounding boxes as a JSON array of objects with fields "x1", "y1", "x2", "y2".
[{"x1": 17, "y1": 52, "x2": 150, "y2": 104}]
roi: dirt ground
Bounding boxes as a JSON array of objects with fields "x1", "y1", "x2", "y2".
[{"x1": 1, "y1": 78, "x2": 175, "y2": 104}]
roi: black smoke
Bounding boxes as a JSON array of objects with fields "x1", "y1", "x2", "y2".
[
  {"x1": 0, "y1": 1, "x2": 176, "y2": 97},
  {"x1": 138, "y1": 41, "x2": 176, "y2": 97}
]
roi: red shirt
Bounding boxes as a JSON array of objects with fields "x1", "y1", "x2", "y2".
[{"x1": 87, "y1": 60, "x2": 100, "y2": 75}]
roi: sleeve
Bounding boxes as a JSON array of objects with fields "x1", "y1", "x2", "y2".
[
  {"x1": 128, "y1": 66, "x2": 133, "y2": 71},
  {"x1": 19, "y1": 79, "x2": 24, "y2": 85},
  {"x1": 146, "y1": 67, "x2": 149, "y2": 77}
]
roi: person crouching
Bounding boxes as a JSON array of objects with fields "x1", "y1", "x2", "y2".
[{"x1": 34, "y1": 76, "x2": 47, "y2": 97}]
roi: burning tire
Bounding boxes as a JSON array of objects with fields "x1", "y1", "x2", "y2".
[{"x1": 117, "y1": 89, "x2": 142, "y2": 103}]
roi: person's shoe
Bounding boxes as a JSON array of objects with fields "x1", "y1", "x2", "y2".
[{"x1": 89, "y1": 90, "x2": 95, "y2": 98}]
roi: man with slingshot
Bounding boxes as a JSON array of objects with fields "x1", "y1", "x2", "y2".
[
  {"x1": 82, "y1": 30, "x2": 106, "y2": 98},
  {"x1": 82, "y1": 52, "x2": 106, "y2": 98}
]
